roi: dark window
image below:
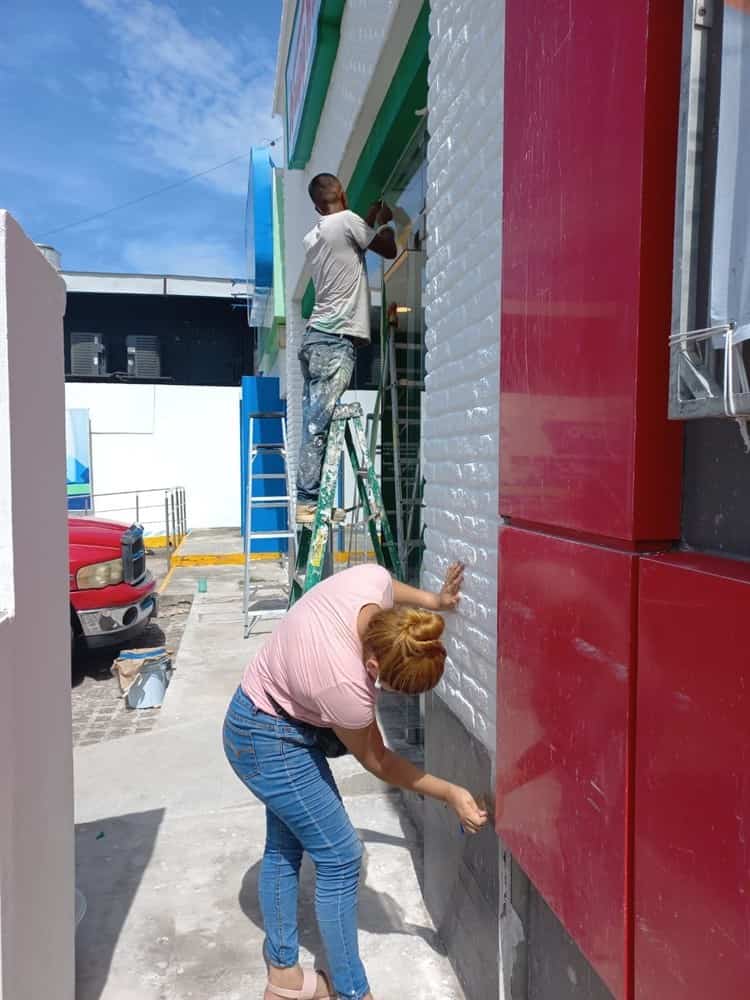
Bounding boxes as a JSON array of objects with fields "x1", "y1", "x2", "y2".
[
  {"x1": 672, "y1": 0, "x2": 750, "y2": 559},
  {"x1": 351, "y1": 306, "x2": 383, "y2": 390},
  {"x1": 64, "y1": 292, "x2": 253, "y2": 386}
]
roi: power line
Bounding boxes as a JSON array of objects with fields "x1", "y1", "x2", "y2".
[{"x1": 39, "y1": 139, "x2": 281, "y2": 240}]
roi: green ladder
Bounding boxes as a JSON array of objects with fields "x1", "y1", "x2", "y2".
[{"x1": 289, "y1": 402, "x2": 403, "y2": 607}]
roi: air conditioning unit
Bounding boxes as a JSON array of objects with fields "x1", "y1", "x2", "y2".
[
  {"x1": 126, "y1": 335, "x2": 161, "y2": 379},
  {"x1": 71, "y1": 332, "x2": 107, "y2": 377}
]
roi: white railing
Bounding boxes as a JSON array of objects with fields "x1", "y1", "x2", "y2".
[{"x1": 75, "y1": 487, "x2": 188, "y2": 550}]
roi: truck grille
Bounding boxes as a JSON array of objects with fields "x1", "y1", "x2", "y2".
[{"x1": 122, "y1": 525, "x2": 146, "y2": 584}]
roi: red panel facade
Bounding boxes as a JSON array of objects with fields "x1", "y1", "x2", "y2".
[
  {"x1": 500, "y1": 0, "x2": 683, "y2": 542},
  {"x1": 635, "y1": 555, "x2": 750, "y2": 999},
  {"x1": 496, "y1": 526, "x2": 636, "y2": 999}
]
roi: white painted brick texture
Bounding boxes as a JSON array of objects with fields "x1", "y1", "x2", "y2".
[
  {"x1": 423, "y1": 0, "x2": 504, "y2": 751},
  {"x1": 284, "y1": 302, "x2": 306, "y2": 496}
]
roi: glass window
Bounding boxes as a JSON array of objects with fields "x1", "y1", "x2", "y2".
[
  {"x1": 673, "y1": 0, "x2": 750, "y2": 559},
  {"x1": 671, "y1": 0, "x2": 750, "y2": 422}
]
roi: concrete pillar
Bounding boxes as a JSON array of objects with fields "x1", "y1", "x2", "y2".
[{"x1": 0, "y1": 211, "x2": 74, "y2": 1000}]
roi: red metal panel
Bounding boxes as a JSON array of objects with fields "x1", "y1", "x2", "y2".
[
  {"x1": 635, "y1": 554, "x2": 750, "y2": 999},
  {"x1": 500, "y1": 0, "x2": 683, "y2": 542},
  {"x1": 496, "y1": 525, "x2": 635, "y2": 999}
]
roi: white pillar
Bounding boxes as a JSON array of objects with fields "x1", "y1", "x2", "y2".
[{"x1": 0, "y1": 211, "x2": 74, "y2": 1000}]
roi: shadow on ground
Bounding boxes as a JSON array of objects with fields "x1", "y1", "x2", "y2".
[
  {"x1": 238, "y1": 798, "x2": 445, "y2": 976},
  {"x1": 75, "y1": 809, "x2": 165, "y2": 1000}
]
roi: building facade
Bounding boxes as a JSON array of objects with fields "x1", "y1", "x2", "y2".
[
  {"x1": 269, "y1": 3, "x2": 750, "y2": 999},
  {"x1": 60, "y1": 269, "x2": 253, "y2": 533}
]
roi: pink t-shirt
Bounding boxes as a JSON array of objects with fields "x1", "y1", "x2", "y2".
[{"x1": 241, "y1": 564, "x2": 394, "y2": 730}]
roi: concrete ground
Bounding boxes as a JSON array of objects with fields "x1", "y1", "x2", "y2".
[
  {"x1": 74, "y1": 556, "x2": 463, "y2": 1000},
  {"x1": 171, "y1": 526, "x2": 245, "y2": 559}
]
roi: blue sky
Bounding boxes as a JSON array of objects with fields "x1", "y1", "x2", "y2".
[{"x1": 0, "y1": 0, "x2": 282, "y2": 277}]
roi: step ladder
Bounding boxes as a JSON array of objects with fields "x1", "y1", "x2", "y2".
[
  {"x1": 243, "y1": 411, "x2": 296, "y2": 637},
  {"x1": 380, "y1": 315, "x2": 426, "y2": 576},
  {"x1": 370, "y1": 312, "x2": 425, "y2": 577},
  {"x1": 289, "y1": 402, "x2": 403, "y2": 607}
]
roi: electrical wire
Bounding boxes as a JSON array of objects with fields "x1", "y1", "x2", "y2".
[{"x1": 38, "y1": 138, "x2": 281, "y2": 240}]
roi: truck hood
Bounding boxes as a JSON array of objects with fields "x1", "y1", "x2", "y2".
[{"x1": 68, "y1": 516, "x2": 131, "y2": 580}]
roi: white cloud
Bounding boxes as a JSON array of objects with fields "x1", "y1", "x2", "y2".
[{"x1": 80, "y1": 0, "x2": 279, "y2": 195}]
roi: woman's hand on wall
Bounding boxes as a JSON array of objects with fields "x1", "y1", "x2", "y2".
[
  {"x1": 447, "y1": 786, "x2": 489, "y2": 834},
  {"x1": 438, "y1": 561, "x2": 465, "y2": 611},
  {"x1": 392, "y1": 561, "x2": 465, "y2": 611}
]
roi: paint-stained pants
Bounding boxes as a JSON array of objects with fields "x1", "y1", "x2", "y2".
[{"x1": 296, "y1": 329, "x2": 355, "y2": 503}]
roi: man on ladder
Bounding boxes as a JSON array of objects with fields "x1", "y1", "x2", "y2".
[{"x1": 296, "y1": 173, "x2": 397, "y2": 522}]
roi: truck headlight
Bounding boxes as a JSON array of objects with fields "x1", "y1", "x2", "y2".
[{"x1": 76, "y1": 558, "x2": 124, "y2": 589}]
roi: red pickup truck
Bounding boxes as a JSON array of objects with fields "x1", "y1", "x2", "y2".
[{"x1": 69, "y1": 517, "x2": 158, "y2": 649}]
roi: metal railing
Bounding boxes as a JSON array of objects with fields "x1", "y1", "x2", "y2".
[{"x1": 80, "y1": 487, "x2": 188, "y2": 551}]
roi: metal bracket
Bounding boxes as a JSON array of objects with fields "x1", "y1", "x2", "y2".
[{"x1": 695, "y1": 0, "x2": 714, "y2": 28}]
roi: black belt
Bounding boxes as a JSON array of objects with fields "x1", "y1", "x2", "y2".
[{"x1": 263, "y1": 689, "x2": 349, "y2": 759}]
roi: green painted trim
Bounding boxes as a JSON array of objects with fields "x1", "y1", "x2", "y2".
[
  {"x1": 300, "y1": 1, "x2": 430, "y2": 319},
  {"x1": 272, "y1": 170, "x2": 286, "y2": 322},
  {"x1": 287, "y1": 0, "x2": 345, "y2": 170},
  {"x1": 347, "y1": 3, "x2": 429, "y2": 212}
]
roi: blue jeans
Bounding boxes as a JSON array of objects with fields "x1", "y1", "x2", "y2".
[
  {"x1": 297, "y1": 329, "x2": 355, "y2": 503},
  {"x1": 223, "y1": 686, "x2": 370, "y2": 1000}
]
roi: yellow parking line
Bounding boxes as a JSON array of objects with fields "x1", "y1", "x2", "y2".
[
  {"x1": 158, "y1": 564, "x2": 177, "y2": 594},
  {"x1": 171, "y1": 553, "x2": 246, "y2": 567}
]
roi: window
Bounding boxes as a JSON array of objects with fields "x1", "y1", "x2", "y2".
[
  {"x1": 673, "y1": 0, "x2": 750, "y2": 559},
  {"x1": 64, "y1": 294, "x2": 253, "y2": 386},
  {"x1": 671, "y1": 0, "x2": 750, "y2": 424}
]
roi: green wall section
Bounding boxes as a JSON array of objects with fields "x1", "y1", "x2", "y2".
[
  {"x1": 287, "y1": 0, "x2": 346, "y2": 169},
  {"x1": 301, "y1": 1, "x2": 429, "y2": 319},
  {"x1": 346, "y1": 3, "x2": 429, "y2": 213}
]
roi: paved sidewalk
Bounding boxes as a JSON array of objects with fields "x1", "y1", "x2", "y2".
[{"x1": 74, "y1": 564, "x2": 463, "y2": 1000}]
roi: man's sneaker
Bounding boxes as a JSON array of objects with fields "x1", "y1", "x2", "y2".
[
  {"x1": 295, "y1": 503, "x2": 347, "y2": 524},
  {"x1": 296, "y1": 503, "x2": 318, "y2": 524}
]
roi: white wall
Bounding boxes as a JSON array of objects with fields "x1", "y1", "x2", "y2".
[
  {"x1": 422, "y1": 0, "x2": 504, "y2": 751},
  {"x1": 64, "y1": 383, "x2": 242, "y2": 532},
  {"x1": 0, "y1": 211, "x2": 75, "y2": 1000}
]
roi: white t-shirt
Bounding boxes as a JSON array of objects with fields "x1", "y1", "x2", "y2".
[{"x1": 304, "y1": 209, "x2": 375, "y2": 342}]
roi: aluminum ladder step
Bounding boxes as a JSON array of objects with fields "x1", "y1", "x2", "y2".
[
  {"x1": 244, "y1": 410, "x2": 295, "y2": 638},
  {"x1": 247, "y1": 530, "x2": 296, "y2": 540}
]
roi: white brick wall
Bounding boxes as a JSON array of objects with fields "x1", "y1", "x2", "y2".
[
  {"x1": 422, "y1": 0, "x2": 504, "y2": 751},
  {"x1": 284, "y1": 301, "x2": 306, "y2": 497}
]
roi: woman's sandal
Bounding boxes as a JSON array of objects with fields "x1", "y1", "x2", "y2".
[{"x1": 264, "y1": 969, "x2": 334, "y2": 1000}]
